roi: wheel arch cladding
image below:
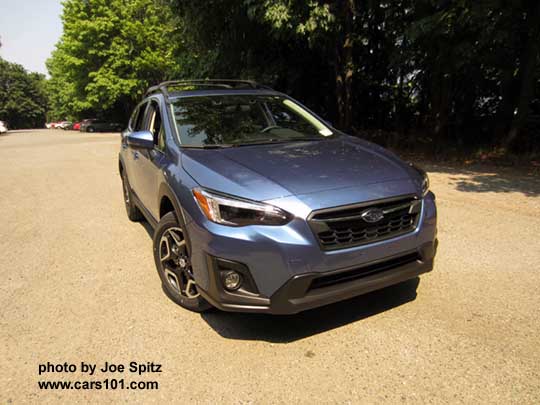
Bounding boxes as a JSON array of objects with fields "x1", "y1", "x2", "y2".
[
  {"x1": 158, "y1": 183, "x2": 185, "y2": 223},
  {"x1": 157, "y1": 182, "x2": 211, "y2": 291},
  {"x1": 160, "y1": 196, "x2": 175, "y2": 219}
]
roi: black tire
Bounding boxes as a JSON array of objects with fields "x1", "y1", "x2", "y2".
[
  {"x1": 153, "y1": 211, "x2": 211, "y2": 312},
  {"x1": 87, "y1": 127, "x2": 95, "y2": 133},
  {"x1": 121, "y1": 170, "x2": 143, "y2": 221}
]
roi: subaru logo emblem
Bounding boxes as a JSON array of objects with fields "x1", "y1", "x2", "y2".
[{"x1": 361, "y1": 208, "x2": 384, "y2": 223}]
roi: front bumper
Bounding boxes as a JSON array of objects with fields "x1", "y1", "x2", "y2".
[
  {"x1": 198, "y1": 241, "x2": 436, "y2": 314},
  {"x1": 186, "y1": 192, "x2": 437, "y2": 314}
]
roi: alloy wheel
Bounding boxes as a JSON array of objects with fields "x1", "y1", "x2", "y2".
[{"x1": 159, "y1": 227, "x2": 199, "y2": 299}]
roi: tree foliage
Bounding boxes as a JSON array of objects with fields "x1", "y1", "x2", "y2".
[
  {"x1": 0, "y1": 57, "x2": 48, "y2": 129},
  {"x1": 46, "y1": 0, "x2": 540, "y2": 151},
  {"x1": 47, "y1": 0, "x2": 178, "y2": 121}
]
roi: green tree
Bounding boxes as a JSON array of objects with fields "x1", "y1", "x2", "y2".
[
  {"x1": 48, "y1": 0, "x2": 540, "y2": 152},
  {"x1": 406, "y1": 0, "x2": 540, "y2": 148},
  {"x1": 47, "y1": 0, "x2": 180, "y2": 121},
  {"x1": 171, "y1": 0, "x2": 341, "y2": 127},
  {"x1": 504, "y1": 0, "x2": 540, "y2": 146},
  {"x1": 246, "y1": 0, "x2": 356, "y2": 130},
  {"x1": 0, "y1": 57, "x2": 48, "y2": 129}
]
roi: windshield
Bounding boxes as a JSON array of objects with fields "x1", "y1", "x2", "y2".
[{"x1": 172, "y1": 95, "x2": 333, "y2": 147}]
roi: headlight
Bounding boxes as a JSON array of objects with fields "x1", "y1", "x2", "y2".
[
  {"x1": 192, "y1": 188, "x2": 292, "y2": 226},
  {"x1": 409, "y1": 163, "x2": 430, "y2": 196}
]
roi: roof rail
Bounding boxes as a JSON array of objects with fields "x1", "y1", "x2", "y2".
[{"x1": 144, "y1": 79, "x2": 274, "y2": 100}]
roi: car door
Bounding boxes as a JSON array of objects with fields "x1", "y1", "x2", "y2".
[
  {"x1": 132, "y1": 98, "x2": 168, "y2": 219},
  {"x1": 104, "y1": 121, "x2": 115, "y2": 131},
  {"x1": 95, "y1": 120, "x2": 107, "y2": 131}
]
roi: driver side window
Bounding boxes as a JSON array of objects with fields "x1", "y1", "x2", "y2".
[{"x1": 132, "y1": 103, "x2": 146, "y2": 131}]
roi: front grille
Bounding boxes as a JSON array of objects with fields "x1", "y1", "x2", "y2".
[
  {"x1": 309, "y1": 196, "x2": 421, "y2": 250},
  {"x1": 309, "y1": 252, "x2": 420, "y2": 291}
]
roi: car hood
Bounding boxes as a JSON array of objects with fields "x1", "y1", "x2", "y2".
[{"x1": 181, "y1": 135, "x2": 417, "y2": 202}]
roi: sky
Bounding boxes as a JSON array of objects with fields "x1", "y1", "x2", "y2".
[{"x1": 0, "y1": 0, "x2": 63, "y2": 75}]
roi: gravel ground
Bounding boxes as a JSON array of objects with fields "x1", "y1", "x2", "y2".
[{"x1": 1, "y1": 129, "x2": 539, "y2": 404}]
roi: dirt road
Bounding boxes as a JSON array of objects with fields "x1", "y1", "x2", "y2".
[{"x1": 1, "y1": 130, "x2": 539, "y2": 403}]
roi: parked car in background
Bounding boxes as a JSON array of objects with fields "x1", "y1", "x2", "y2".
[
  {"x1": 45, "y1": 122, "x2": 52, "y2": 129},
  {"x1": 57, "y1": 121, "x2": 72, "y2": 130},
  {"x1": 80, "y1": 118, "x2": 123, "y2": 132},
  {"x1": 78, "y1": 119, "x2": 95, "y2": 131},
  {"x1": 72, "y1": 122, "x2": 81, "y2": 131},
  {"x1": 0, "y1": 120, "x2": 8, "y2": 134}
]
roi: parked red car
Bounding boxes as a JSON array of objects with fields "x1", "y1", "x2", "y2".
[{"x1": 72, "y1": 122, "x2": 81, "y2": 131}]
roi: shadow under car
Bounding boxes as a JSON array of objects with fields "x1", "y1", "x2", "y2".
[{"x1": 200, "y1": 277, "x2": 420, "y2": 343}]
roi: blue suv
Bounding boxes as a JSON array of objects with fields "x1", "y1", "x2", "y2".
[{"x1": 119, "y1": 80, "x2": 437, "y2": 314}]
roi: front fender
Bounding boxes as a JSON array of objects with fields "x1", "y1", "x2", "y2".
[{"x1": 158, "y1": 182, "x2": 188, "y2": 225}]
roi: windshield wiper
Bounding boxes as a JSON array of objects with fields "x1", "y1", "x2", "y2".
[
  {"x1": 181, "y1": 136, "x2": 334, "y2": 149},
  {"x1": 284, "y1": 137, "x2": 329, "y2": 142},
  {"x1": 181, "y1": 144, "x2": 233, "y2": 149},
  {"x1": 231, "y1": 138, "x2": 286, "y2": 146},
  {"x1": 232, "y1": 137, "x2": 328, "y2": 147},
  {"x1": 260, "y1": 125, "x2": 285, "y2": 133}
]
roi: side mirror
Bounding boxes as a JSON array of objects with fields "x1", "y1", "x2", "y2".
[{"x1": 127, "y1": 130, "x2": 154, "y2": 149}]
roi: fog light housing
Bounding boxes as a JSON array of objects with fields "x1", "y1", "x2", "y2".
[{"x1": 222, "y1": 271, "x2": 242, "y2": 291}]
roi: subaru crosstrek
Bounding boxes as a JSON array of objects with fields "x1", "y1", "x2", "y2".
[{"x1": 119, "y1": 80, "x2": 437, "y2": 314}]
